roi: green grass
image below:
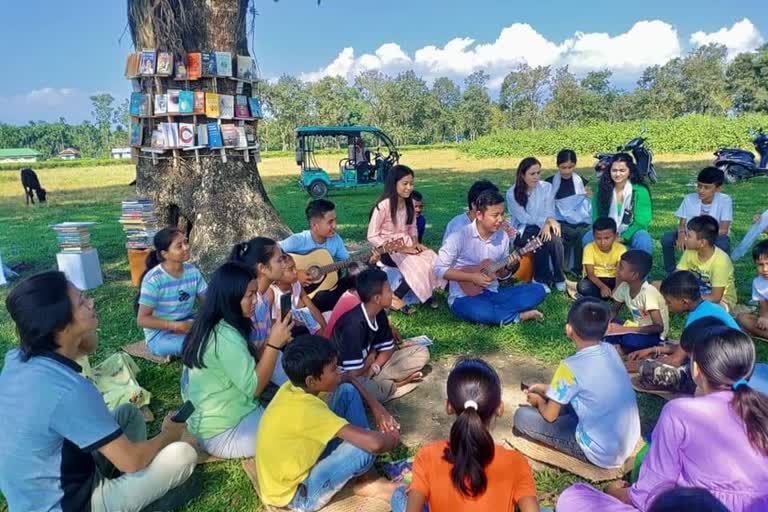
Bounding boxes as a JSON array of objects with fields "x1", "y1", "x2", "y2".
[{"x1": 1, "y1": 150, "x2": 767, "y2": 510}]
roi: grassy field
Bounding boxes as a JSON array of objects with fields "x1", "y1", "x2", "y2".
[{"x1": 1, "y1": 149, "x2": 766, "y2": 510}]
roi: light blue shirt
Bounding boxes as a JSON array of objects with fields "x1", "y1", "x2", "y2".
[
  {"x1": 546, "y1": 343, "x2": 641, "y2": 468},
  {"x1": 278, "y1": 230, "x2": 350, "y2": 261},
  {"x1": 506, "y1": 181, "x2": 556, "y2": 231},
  {"x1": 685, "y1": 299, "x2": 740, "y2": 330},
  {"x1": 442, "y1": 212, "x2": 473, "y2": 245},
  {"x1": 435, "y1": 220, "x2": 509, "y2": 305}
]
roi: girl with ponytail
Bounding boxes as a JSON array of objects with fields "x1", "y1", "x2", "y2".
[
  {"x1": 136, "y1": 227, "x2": 207, "y2": 358},
  {"x1": 391, "y1": 359, "x2": 541, "y2": 512},
  {"x1": 557, "y1": 327, "x2": 768, "y2": 512}
]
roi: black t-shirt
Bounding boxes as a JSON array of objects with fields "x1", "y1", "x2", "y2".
[
  {"x1": 545, "y1": 174, "x2": 589, "y2": 200},
  {"x1": 330, "y1": 304, "x2": 395, "y2": 372}
]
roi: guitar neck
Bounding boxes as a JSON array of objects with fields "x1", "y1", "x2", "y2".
[
  {"x1": 316, "y1": 249, "x2": 372, "y2": 274},
  {"x1": 482, "y1": 249, "x2": 520, "y2": 275}
]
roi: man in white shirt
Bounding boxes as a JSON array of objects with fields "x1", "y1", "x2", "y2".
[
  {"x1": 435, "y1": 189, "x2": 546, "y2": 325},
  {"x1": 662, "y1": 167, "x2": 732, "y2": 273}
]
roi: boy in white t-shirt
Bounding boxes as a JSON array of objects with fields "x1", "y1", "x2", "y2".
[
  {"x1": 737, "y1": 240, "x2": 768, "y2": 339},
  {"x1": 662, "y1": 167, "x2": 732, "y2": 273}
]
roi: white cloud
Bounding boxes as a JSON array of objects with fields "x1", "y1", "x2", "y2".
[
  {"x1": 299, "y1": 17, "x2": 764, "y2": 88},
  {"x1": 690, "y1": 18, "x2": 765, "y2": 59},
  {"x1": 23, "y1": 87, "x2": 77, "y2": 106}
]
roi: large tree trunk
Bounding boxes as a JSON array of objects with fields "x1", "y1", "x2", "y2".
[{"x1": 127, "y1": 0, "x2": 290, "y2": 273}]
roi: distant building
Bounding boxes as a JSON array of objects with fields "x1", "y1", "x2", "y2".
[
  {"x1": 58, "y1": 148, "x2": 81, "y2": 160},
  {"x1": 0, "y1": 148, "x2": 42, "y2": 163},
  {"x1": 111, "y1": 147, "x2": 132, "y2": 159}
]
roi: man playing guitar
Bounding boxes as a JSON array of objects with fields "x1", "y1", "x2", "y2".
[
  {"x1": 280, "y1": 199, "x2": 378, "y2": 312},
  {"x1": 435, "y1": 189, "x2": 548, "y2": 325}
]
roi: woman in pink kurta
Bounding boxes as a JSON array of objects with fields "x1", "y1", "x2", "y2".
[
  {"x1": 557, "y1": 326, "x2": 768, "y2": 512},
  {"x1": 368, "y1": 165, "x2": 444, "y2": 308}
]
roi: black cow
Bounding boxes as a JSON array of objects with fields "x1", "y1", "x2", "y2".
[{"x1": 20, "y1": 168, "x2": 47, "y2": 205}]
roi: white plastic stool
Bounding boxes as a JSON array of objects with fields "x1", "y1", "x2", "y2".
[{"x1": 56, "y1": 249, "x2": 103, "y2": 290}]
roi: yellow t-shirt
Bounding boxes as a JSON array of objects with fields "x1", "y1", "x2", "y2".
[
  {"x1": 611, "y1": 281, "x2": 670, "y2": 340},
  {"x1": 255, "y1": 382, "x2": 348, "y2": 507},
  {"x1": 582, "y1": 242, "x2": 626, "y2": 278},
  {"x1": 676, "y1": 247, "x2": 737, "y2": 307}
]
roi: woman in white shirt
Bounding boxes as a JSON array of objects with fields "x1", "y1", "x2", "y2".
[{"x1": 507, "y1": 157, "x2": 566, "y2": 292}]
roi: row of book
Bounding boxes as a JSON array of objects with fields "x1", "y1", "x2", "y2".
[
  {"x1": 50, "y1": 222, "x2": 95, "y2": 253},
  {"x1": 119, "y1": 199, "x2": 157, "y2": 250},
  {"x1": 134, "y1": 121, "x2": 260, "y2": 151},
  {"x1": 126, "y1": 50, "x2": 256, "y2": 81},
  {"x1": 129, "y1": 91, "x2": 263, "y2": 119}
]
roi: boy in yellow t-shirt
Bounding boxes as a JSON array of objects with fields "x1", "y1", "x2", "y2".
[
  {"x1": 676, "y1": 215, "x2": 737, "y2": 311},
  {"x1": 577, "y1": 217, "x2": 626, "y2": 299},
  {"x1": 255, "y1": 335, "x2": 399, "y2": 511}
]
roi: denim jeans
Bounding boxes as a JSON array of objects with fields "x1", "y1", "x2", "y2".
[
  {"x1": 287, "y1": 383, "x2": 374, "y2": 512},
  {"x1": 604, "y1": 320, "x2": 663, "y2": 353},
  {"x1": 513, "y1": 404, "x2": 588, "y2": 462},
  {"x1": 516, "y1": 225, "x2": 565, "y2": 285},
  {"x1": 147, "y1": 331, "x2": 186, "y2": 357},
  {"x1": 450, "y1": 284, "x2": 547, "y2": 326},
  {"x1": 582, "y1": 229, "x2": 653, "y2": 255},
  {"x1": 576, "y1": 277, "x2": 616, "y2": 299},
  {"x1": 661, "y1": 230, "x2": 731, "y2": 273},
  {"x1": 391, "y1": 485, "x2": 429, "y2": 512}
]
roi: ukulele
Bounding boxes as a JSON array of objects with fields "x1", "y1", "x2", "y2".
[
  {"x1": 290, "y1": 238, "x2": 405, "y2": 297},
  {"x1": 456, "y1": 237, "x2": 543, "y2": 296}
]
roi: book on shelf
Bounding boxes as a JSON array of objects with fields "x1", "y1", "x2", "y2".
[
  {"x1": 150, "y1": 128, "x2": 166, "y2": 149},
  {"x1": 235, "y1": 126, "x2": 248, "y2": 148},
  {"x1": 178, "y1": 91, "x2": 194, "y2": 113},
  {"x1": 219, "y1": 94, "x2": 234, "y2": 119},
  {"x1": 221, "y1": 124, "x2": 238, "y2": 147},
  {"x1": 201, "y1": 52, "x2": 217, "y2": 76},
  {"x1": 205, "y1": 92, "x2": 220, "y2": 117},
  {"x1": 174, "y1": 56, "x2": 188, "y2": 80},
  {"x1": 215, "y1": 51, "x2": 233, "y2": 77},
  {"x1": 197, "y1": 124, "x2": 209, "y2": 146},
  {"x1": 156, "y1": 52, "x2": 174, "y2": 76},
  {"x1": 129, "y1": 120, "x2": 143, "y2": 147},
  {"x1": 178, "y1": 123, "x2": 195, "y2": 147},
  {"x1": 124, "y1": 52, "x2": 140, "y2": 78},
  {"x1": 243, "y1": 125, "x2": 256, "y2": 144},
  {"x1": 248, "y1": 97, "x2": 263, "y2": 119},
  {"x1": 236, "y1": 55, "x2": 255, "y2": 80},
  {"x1": 130, "y1": 92, "x2": 151, "y2": 117},
  {"x1": 139, "y1": 50, "x2": 156, "y2": 76},
  {"x1": 154, "y1": 94, "x2": 168, "y2": 115},
  {"x1": 187, "y1": 52, "x2": 202, "y2": 80},
  {"x1": 234, "y1": 95, "x2": 250, "y2": 118},
  {"x1": 207, "y1": 122, "x2": 223, "y2": 148},
  {"x1": 167, "y1": 89, "x2": 181, "y2": 114},
  {"x1": 160, "y1": 122, "x2": 180, "y2": 148},
  {"x1": 252, "y1": 140, "x2": 262, "y2": 163},
  {"x1": 193, "y1": 91, "x2": 206, "y2": 114}
]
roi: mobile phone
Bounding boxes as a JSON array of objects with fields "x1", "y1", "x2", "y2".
[
  {"x1": 520, "y1": 381, "x2": 530, "y2": 392},
  {"x1": 171, "y1": 401, "x2": 195, "y2": 423},
  {"x1": 280, "y1": 293, "x2": 292, "y2": 321}
]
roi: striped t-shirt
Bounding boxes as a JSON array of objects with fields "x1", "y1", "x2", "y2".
[
  {"x1": 330, "y1": 304, "x2": 395, "y2": 372},
  {"x1": 138, "y1": 262, "x2": 207, "y2": 342}
]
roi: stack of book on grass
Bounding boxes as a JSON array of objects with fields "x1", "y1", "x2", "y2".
[
  {"x1": 50, "y1": 222, "x2": 96, "y2": 253},
  {"x1": 119, "y1": 199, "x2": 158, "y2": 250}
]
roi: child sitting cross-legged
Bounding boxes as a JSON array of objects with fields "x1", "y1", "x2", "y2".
[
  {"x1": 604, "y1": 250, "x2": 669, "y2": 355},
  {"x1": 255, "y1": 335, "x2": 401, "y2": 511},
  {"x1": 736, "y1": 240, "x2": 768, "y2": 339},
  {"x1": 331, "y1": 267, "x2": 429, "y2": 403},
  {"x1": 270, "y1": 254, "x2": 326, "y2": 337},
  {"x1": 675, "y1": 215, "x2": 737, "y2": 311},
  {"x1": 513, "y1": 297, "x2": 641, "y2": 468},
  {"x1": 577, "y1": 217, "x2": 626, "y2": 299},
  {"x1": 391, "y1": 358, "x2": 543, "y2": 512}
]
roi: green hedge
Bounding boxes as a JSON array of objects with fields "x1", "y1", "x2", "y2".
[{"x1": 460, "y1": 114, "x2": 768, "y2": 159}]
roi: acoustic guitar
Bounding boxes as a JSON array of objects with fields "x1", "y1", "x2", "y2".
[
  {"x1": 457, "y1": 237, "x2": 543, "y2": 296},
  {"x1": 290, "y1": 238, "x2": 405, "y2": 298}
]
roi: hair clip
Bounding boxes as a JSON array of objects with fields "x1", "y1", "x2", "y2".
[
  {"x1": 731, "y1": 378, "x2": 749, "y2": 391},
  {"x1": 463, "y1": 400, "x2": 478, "y2": 410}
]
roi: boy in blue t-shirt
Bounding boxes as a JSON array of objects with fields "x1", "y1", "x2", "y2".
[
  {"x1": 513, "y1": 297, "x2": 641, "y2": 468},
  {"x1": 627, "y1": 270, "x2": 739, "y2": 391},
  {"x1": 412, "y1": 190, "x2": 426, "y2": 243}
]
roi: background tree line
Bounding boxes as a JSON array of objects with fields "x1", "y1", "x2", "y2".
[{"x1": 2, "y1": 43, "x2": 767, "y2": 158}]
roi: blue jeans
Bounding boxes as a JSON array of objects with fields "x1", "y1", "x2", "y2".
[
  {"x1": 661, "y1": 230, "x2": 730, "y2": 273},
  {"x1": 391, "y1": 486, "x2": 429, "y2": 512},
  {"x1": 147, "y1": 331, "x2": 186, "y2": 357},
  {"x1": 604, "y1": 320, "x2": 662, "y2": 353},
  {"x1": 513, "y1": 404, "x2": 588, "y2": 462},
  {"x1": 450, "y1": 284, "x2": 547, "y2": 326},
  {"x1": 287, "y1": 383, "x2": 374, "y2": 512},
  {"x1": 582, "y1": 229, "x2": 653, "y2": 255}
]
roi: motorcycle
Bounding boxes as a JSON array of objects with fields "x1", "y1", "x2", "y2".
[
  {"x1": 593, "y1": 130, "x2": 658, "y2": 184},
  {"x1": 713, "y1": 128, "x2": 768, "y2": 184}
]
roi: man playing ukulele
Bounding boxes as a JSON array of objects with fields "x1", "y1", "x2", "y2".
[{"x1": 435, "y1": 189, "x2": 547, "y2": 325}]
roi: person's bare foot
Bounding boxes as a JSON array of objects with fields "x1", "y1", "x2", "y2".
[
  {"x1": 394, "y1": 371, "x2": 423, "y2": 387},
  {"x1": 391, "y1": 296, "x2": 406, "y2": 311},
  {"x1": 351, "y1": 470, "x2": 399, "y2": 501},
  {"x1": 519, "y1": 310, "x2": 544, "y2": 322}
]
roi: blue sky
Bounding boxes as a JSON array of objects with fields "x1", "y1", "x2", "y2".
[{"x1": 0, "y1": 0, "x2": 765, "y2": 125}]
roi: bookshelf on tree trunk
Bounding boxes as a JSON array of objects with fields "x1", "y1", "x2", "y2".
[{"x1": 127, "y1": 0, "x2": 290, "y2": 273}]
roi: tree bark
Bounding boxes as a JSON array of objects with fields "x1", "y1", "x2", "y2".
[{"x1": 127, "y1": 0, "x2": 290, "y2": 273}]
